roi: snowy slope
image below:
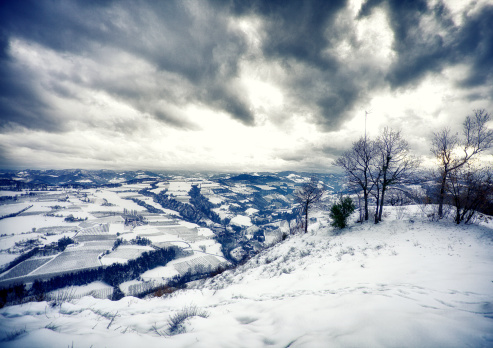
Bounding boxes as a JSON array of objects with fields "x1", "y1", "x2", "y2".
[{"x1": 1, "y1": 210, "x2": 493, "y2": 348}]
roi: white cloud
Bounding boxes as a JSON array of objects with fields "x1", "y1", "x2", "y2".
[{"x1": 1, "y1": 0, "x2": 492, "y2": 172}]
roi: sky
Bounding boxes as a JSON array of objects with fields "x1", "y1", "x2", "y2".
[{"x1": 0, "y1": 0, "x2": 492, "y2": 172}]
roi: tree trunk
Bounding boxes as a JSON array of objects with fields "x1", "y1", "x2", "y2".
[
  {"x1": 438, "y1": 172, "x2": 447, "y2": 218},
  {"x1": 378, "y1": 184, "x2": 387, "y2": 222},
  {"x1": 374, "y1": 185, "x2": 380, "y2": 224},
  {"x1": 453, "y1": 194, "x2": 461, "y2": 224},
  {"x1": 363, "y1": 191, "x2": 369, "y2": 221},
  {"x1": 357, "y1": 193, "x2": 363, "y2": 223},
  {"x1": 304, "y1": 203, "x2": 309, "y2": 233}
]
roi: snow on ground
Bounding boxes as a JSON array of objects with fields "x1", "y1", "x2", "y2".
[
  {"x1": 0, "y1": 231, "x2": 78, "y2": 269},
  {"x1": 230, "y1": 215, "x2": 252, "y2": 227},
  {"x1": 0, "y1": 215, "x2": 72, "y2": 235},
  {"x1": 190, "y1": 238, "x2": 224, "y2": 258},
  {"x1": 286, "y1": 173, "x2": 310, "y2": 183},
  {"x1": 159, "y1": 208, "x2": 181, "y2": 217},
  {"x1": 46, "y1": 281, "x2": 114, "y2": 300},
  {"x1": 140, "y1": 265, "x2": 180, "y2": 281},
  {"x1": 213, "y1": 205, "x2": 232, "y2": 220},
  {"x1": 149, "y1": 182, "x2": 169, "y2": 195},
  {"x1": 168, "y1": 181, "x2": 192, "y2": 195},
  {"x1": 0, "y1": 191, "x2": 27, "y2": 197},
  {"x1": 137, "y1": 195, "x2": 160, "y2": 207},
  {"x1": 254, "y1": 185, "x2": 275, "y2": 191},
  {"x1": 0, "y1": 203, "x2": 32, "y2": 216},
  {"x1": 0, "y1": 253, "x2": 17, "y2": 268},
  {"x1": 92, "y1": 190, "x2": 146, "y2": 212},
  {"x1": 197, "y1": 228, "x2": 214, "y2": 237},
  {"x1": 207, "y1": 195, "x2": 224, "y2": 205},
  {"x1": 28, "y1": 201, "x2": 67, "y2": 213},
  {"x1": 1, "y1": 210, "x2": 493, "y2": 347},
  {"x1": 100, "y1": 245, "x2": 155, "y2": 266},
  {"x1": 109, "y1": 177, "x2": 126, "y2": 184},
  {"x1": 245, "y1": 208, "x2": 259, "y2": 216},
  {"x1": 229, "y1": 184, "x2": 257, "y2": 195}
]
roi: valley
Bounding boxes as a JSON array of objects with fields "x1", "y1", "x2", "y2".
[{"x1": 0, "y1": 169, "x2": 341, "y2": 300}]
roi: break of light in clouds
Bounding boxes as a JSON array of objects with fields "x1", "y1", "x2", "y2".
[{"x1": 0, "y1": 0, "x2": 492, "y2": 172}]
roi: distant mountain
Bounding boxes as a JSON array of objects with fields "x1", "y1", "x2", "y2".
[
  {"x1": 0, "y1": 169, "x2": 163, "y2": 188},
  {"x1": 227, "y1": 174, "x2": 281, "y2": 184}
]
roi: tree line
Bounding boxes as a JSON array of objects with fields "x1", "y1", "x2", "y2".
[
  {"x1": 293, "y1": 109, "x2": 493, "y2": 231},
  {"x1": 335, "y1": 109, "x2": 493, "y2": 224}
]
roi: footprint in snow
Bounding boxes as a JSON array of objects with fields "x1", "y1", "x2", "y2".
[{"x1": 236, "y1": 316, "x2": 258, "y2": 325}]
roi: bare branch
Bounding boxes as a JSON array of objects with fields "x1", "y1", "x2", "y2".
[
  {"x1": 294, "y1": 177, "x2": 324, "y2": 233},
  {"x1": 431, "y1": 109, "x2": 493, "y2": 218}
]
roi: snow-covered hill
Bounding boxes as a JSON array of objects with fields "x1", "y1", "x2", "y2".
[{"x1": 1, "y1": 208, "x2": 493, "y2": 347}]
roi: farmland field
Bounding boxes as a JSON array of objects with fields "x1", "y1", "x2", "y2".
[
  {"x1": 173, "y1": 255, "x2": 227, "y2": 275},
  {"x1": 31, "y1": 250, "x2": 102, "y2": 275},
  {"x1": 0, "y1": 257, "x2": 54, "y2": 280},
  {"x1": 0, "y1": 203, "x2": 32, "y2": 216},
  {"x1": 104, "y1": 246, "x2": 153, "y2": 261},
  {"x1": 0, "y1": 169, "x2": 323, "y2": 298}
]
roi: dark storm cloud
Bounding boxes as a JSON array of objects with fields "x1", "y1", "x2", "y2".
[
  {"x1": 1, "y1": 0, "x2": 492, "y2": 137},
  {"x1": 455, "y1": 5, "x2": 493, "y2": 87},
  {"x1": 0, "y1": 0, "x2": 253, "y2": 131},
  {"x1": 359, "y1": 0, "x2": 493, "y2": 91},
  {"x1": 0, "y1": 5, "x2": 60, "y2": 132},
  {"x1": 229, "y1": 0, "x2": 345, "y2": 68},
  {"x1": 0, "y1": 53, "x2": 63, "y2": 132},
  {"x1": 226, "y1": 0, "x2": 364, "y2": 130},
  {"x1": 0, "y1": 143, "x2": 13, "y2": 169}
]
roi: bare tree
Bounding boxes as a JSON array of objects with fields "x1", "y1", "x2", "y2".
[
  {"x1": 294, "y1": 177, "x2": 324, "y2": 233},
  {"x1": 371, "y1": 128, "x2": 419, "y2": 223},
  {"x1": 335, "y1": 137, "x2": 377, "y2": 221},
  {"x1": 448, "y1": 163, "x2": 493, "y2": 224},
  {"x1": 431, "y1": 109, "x2": 493, "y2": 218}
]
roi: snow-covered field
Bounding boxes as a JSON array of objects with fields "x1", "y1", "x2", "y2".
[
  {"x1": 0, "y1": 181, "x2": 225, "y2": 290},
  {"x1": 0, "y1": 203, "x2": 32, "y2": 216},
  {"x1": 1, "y1": 209, "x2": 492, "y2": 347}
]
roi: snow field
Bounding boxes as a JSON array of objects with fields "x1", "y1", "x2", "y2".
[
  {"x1": 0, "y1": 190, "x2": 28, "y2": 197},
  {"x1": 206, "y1": 195, "x2": 224, "y2": 204},
  {"x1": 230, "y1": 215, "x2": 252, "y2": 227},
  {"x1": 0, "y1": 257, "x2": 54, "y2": 280},
  {"x1": 1, "y1": 207, "x2": 492, "y2": 347},
  {"x1": 30, "y1": 250, "x2": 102, "y2": 275},
  {"x1": 0, "y1": 203, "x2": 32, "y2": 216},
  {"x1": 101, "y1": 245, "x2": 154, "y2": 266},
  {"x1": 0, "y1": 215, "x2": 71, "y2": 236}
]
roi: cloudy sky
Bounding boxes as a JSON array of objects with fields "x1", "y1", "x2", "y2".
[{"x1": 0, "y1": 0, "x2": 492, "y2": 172}]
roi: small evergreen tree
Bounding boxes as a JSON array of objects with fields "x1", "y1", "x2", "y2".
[{"x1": 330, "y1": 196, "x2": 356, "y2": 229}]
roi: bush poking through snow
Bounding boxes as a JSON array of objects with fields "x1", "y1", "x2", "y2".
[
  {"x1": 150, "y1": 285, "x2": 178, "y2": 298},
  {"x1": 329, "y1": 196, "x2": 356, "y2": 230},
  {"x1": 2, "y1": 327, "x2": 26, "y2": 342},
  {"x1": 167, "y1": 305, "x2": 209, "y2": 335}
]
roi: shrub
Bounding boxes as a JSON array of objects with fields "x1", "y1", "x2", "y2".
[
  {"x1": 57, "y1": 236, "x2": 74, "y2": 251},
  {"x1": 329, "y1": 196, "x2": 356, "y2": 229},
  {"x1": 131, "y1": 236, "x2": 151, "y2": 246},
  {"x1": 151, "y1": 285, "x2": 177, "y2": 298},
  {"x1": 167, "y1": 305, "x2": 209, "y2": 335}
]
